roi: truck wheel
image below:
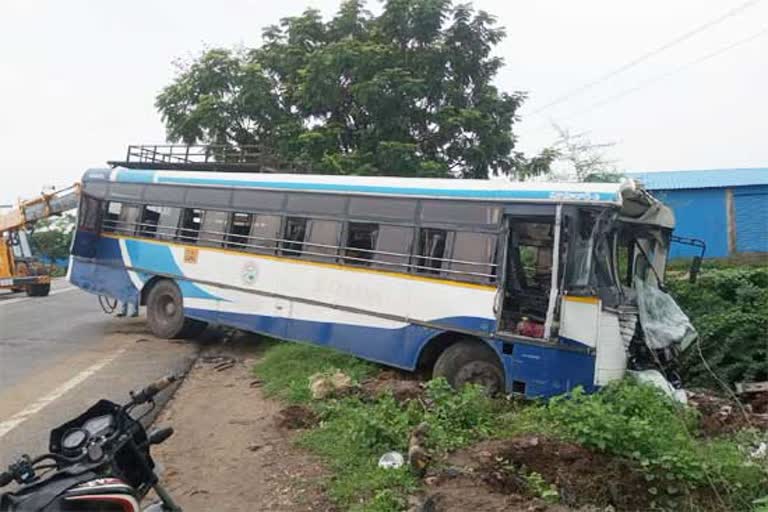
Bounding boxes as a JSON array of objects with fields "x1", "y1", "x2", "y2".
[
  {"x1": 26, "y1": 283, "x2": 51, "y2": 297},
  {"x1": 146, "y1": 280, "x2": 207, "y2": 339},
  {"x1": 433, "y1": 339, "x2": 505, "y2": 395}
]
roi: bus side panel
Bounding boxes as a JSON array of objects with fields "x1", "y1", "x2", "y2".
[
  {"x1": 501, "y1": 342, "x2": 596, "y2": 397},
  {"x1": 69, "y1": 233, "x2": 139, "y2": 303}
]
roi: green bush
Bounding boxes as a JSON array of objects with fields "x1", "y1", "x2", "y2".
[
  {"x1": 668, "y1": 267, "x2": 768, "y2": 387},
  {"x1": 255, "y1": 341, "x2": 501, "y2": 510},
  {"x1": 528, "y1": 380, "x2": 767, "y2": 509},
  {"x1": 301, "y1": 379, "x2": 498, "y2": 510}
]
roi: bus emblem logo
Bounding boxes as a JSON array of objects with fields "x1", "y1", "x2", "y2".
[{"x1": 242, "y1": 262, "x2": 259, "y2": 286}]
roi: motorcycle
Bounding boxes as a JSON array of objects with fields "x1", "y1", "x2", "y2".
[{"x1": 0, "y1": 375, "x2": 182, "y2": 511}]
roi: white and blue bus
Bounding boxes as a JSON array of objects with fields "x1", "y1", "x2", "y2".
[{"x1": 69, "y1": 165, "x2": 693, "y2": 397}]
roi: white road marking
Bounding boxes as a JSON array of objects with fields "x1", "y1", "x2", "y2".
[
  {"x1": 0, "y1": 348, "x2": 127, "y2": 439},
  {"x1": 0, "y1": 286, "x2": 78, "y2": 307}
]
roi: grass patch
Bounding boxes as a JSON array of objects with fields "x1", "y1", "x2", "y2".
[
  {"x1": 300, "y1": 379, "x2": 499, "y2": 510},
  {"x1": 254, "y1": 340, "x2": 376, "y2": 403},
  {"x1": 254, "y1": 340, "x2": 767, "y2": 511},
  {"x1": 253, "y1": 340, "x2": 499, "y2": 510}
]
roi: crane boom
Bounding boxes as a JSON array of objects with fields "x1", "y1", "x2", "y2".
[{"x1": 0, "y1": 184, "x2": 80, "y2": 233}]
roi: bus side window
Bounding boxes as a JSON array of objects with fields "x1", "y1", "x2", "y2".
[
  {"x1": 78, "y1": 196, "x2": 102, "y2": 232},
  {"x1": 139, "y1": 205, "x2": 163, "y2": 238},
  {"x1": 200, "y1": 211, "x2": 228, "y2": 247},
  {"x1": 250, "y1": 215, "x2": 282, "y2": 254},
  {"x1": 118, "y1": 204, "x2": 141, "y2": 235},
  {"x1": 104, "y1": 202, "x2": 122, "y2": 232},
  {"x1": 178, "y1": 208, "x2": 203, "y2": 243},
  {"x1": 156, "y1": 207, "x2": 182, "y2": 241},
  {"x1": 281, "y1": 217, "x2": 307, "y2": 256},
  {"x1": 226, "y1": 212, "x2": 252, "y2": 249},
  {"x1": 416, "y1": 228, "x2": 449, "y2": 275},
  {"x1": 306, "y1": 220, "x2": 341, "y2": 260},
  {"x1": 451, "y1": 232, "x2": 497, "y2": 283},
  {"x1": 372, "y1": 225, "x2": 413, "y2": 271},
  {"x1": 345, "y1": 222, "x2": 378, "y2": 265}
]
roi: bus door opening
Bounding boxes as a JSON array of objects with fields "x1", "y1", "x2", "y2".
[{"x1": 498, "y1": 217, "x2": 555, "y2": 338}]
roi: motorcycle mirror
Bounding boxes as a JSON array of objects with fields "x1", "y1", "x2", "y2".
[{"x1": 149, "y1": 427, "x2": 174, "y2": 446}]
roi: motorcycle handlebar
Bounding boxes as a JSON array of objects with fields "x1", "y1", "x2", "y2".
[
  {"x1": 0, "y1": 471, "x2": 13, "y2": 487},
  {"x1": 130, "y1": 375, "x2": 178, "y2": 405}
]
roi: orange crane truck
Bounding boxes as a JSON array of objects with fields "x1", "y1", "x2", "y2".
[{"x1": 0, "y1": 184, "x2": 80, "y2": 296}]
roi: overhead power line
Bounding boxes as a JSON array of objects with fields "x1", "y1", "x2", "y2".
[
  {"x1": 556, "y1": 26, "x2": 768, "y2": 122},
  {"x1": 528, "y1": 0, "x2": 763, "y2": 115}
]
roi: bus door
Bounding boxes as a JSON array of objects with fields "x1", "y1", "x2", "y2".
[{"x1": 497, "y1": 206, "x2": 560, "y2": 339}]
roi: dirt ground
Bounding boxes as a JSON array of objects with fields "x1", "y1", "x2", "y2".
[
  {"x1": 421, "y1": 436, "x2": 652, "y2": 512},
  {"x1": 150, "y1": 336, "x2": 335, "y2": 512}
]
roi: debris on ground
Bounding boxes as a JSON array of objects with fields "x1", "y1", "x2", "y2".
[
  {"x1": 361, "y1": 369, "x2": 424, "y2": 402},
  {"x1": 687, "y1": 388, "x2": 768, "y2": 435},
  {"x1": 378, "y1": 451, "x2": 405, "y2": 469},
  {"x1": 309, "y1": 370, "x2": 354, "y2": 399},
  {"x1": 277, "y1": 405, "x2": 319, "y2": 430},
  {"x1": 422, "y1": 436, "x2": 653, "y2": 511},
  {"x1": 737, "y1": 381, "x2": 768, "y2": 415},
  {"x1": 408, "y1": 422, "x2": 432, "y2": 475}
]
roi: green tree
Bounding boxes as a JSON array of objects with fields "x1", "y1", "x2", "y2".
[
  {"x1": 157, "y1": 0, "x2": 549, "y2": 179},
  {"x1": 28, "y1": 213, "x2": 75, "y2": 263}
]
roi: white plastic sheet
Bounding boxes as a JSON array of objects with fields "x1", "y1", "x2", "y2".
[{"x1": 635, "y1": 277, "x2": 697, "y2": 351}]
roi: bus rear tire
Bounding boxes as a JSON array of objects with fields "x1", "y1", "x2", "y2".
[
  {"x1": 433, "y1": 339, "x2": 504, "y2": 395},
  {"x1": 26, "y1": 283, "x2": 51, "y2": 297},
  {"x1": 146, "y1": 280, "x2": 207, "y2": 339}
]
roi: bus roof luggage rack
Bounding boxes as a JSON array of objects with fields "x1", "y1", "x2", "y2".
[{"x1": 108, "y1": 144, "x2": 306, "y2": 173}]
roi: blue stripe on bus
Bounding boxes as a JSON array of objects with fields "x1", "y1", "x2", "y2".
[
  {"x1": 184, "y1": 307, "x2": 597, "y2": 397},
  {"x1": 111, "y1": 169, "x2": 617, "y2": 202},
  {"x1": 114, "y1": 169, "x2": 156, "y2": 183},
  {"x1": 122, "y1": 239, "x2": 223, "y2": 301},
  {"x1": 152, "y1": 176, "x2": 618, "y2": 201}
]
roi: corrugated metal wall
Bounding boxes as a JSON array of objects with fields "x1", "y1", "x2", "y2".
[
  {"x1": 653, "y1": 189, "x2": 729, "y2": 258},
  {"x1": 734, "y1": 185, "x2": 768, "y2": 253}
]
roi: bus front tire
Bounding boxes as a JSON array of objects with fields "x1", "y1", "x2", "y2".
[
  {"x1": 146, "y1": 280, "x2": 207, "y2": 339},
  {"x1": 26, "y1": 283, "x2": 51, "y2": 297},
  {"x1": 433, "y1": 339, "x2": 504, "y2": 395}
]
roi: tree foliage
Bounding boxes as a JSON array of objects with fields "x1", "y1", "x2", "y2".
[
  {"x1": 28, "y1": 213, "x2": 75, "y2": 263},
  {"x1": 157, "y1": 0, "x2": 548, "y2": 179}
]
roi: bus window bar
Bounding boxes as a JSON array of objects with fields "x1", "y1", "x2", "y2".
[
  {"x1": 101, "y1": 220, "x2": 498, "y2": 279},
  {"x1": 103, "y1": 219, "x2": 497, "y2": 268}
]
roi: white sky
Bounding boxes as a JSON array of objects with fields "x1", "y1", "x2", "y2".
[{"x1": 1, "y1": 0, "x2": 766, "y2": 204}]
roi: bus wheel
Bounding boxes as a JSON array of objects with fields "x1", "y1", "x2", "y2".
[
  {"x1": 26, "y1": 283, "x2": 51, "y2": 297},
  {"x1": 433, "y1": 339, "x2": 504, "y2": 395},
  {"x1": 146, "y1": 280, "x2": 206, "y2": 339}
]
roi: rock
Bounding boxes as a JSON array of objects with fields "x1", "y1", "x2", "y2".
[{"x1": 309, "y1": 370, "x2": 353, "y2": 399}]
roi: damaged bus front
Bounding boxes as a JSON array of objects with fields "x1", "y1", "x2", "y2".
[{"x1": 531, "y1": 181, "x2": 696, "y2": 398}]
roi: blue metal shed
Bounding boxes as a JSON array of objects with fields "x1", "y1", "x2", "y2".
[{"x1": 627, "y1": 168, "x2": 768, "y2": 258}]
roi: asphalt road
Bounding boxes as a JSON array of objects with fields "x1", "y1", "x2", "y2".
[{"x1": 0, "y1": 279, "x2": 199, "y2": 468}]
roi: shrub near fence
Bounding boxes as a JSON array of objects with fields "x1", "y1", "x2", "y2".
[{"x1": 668, "y1": 267, "x2": 768, "y2": 389}]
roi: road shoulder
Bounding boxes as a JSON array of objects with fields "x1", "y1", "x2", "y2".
[{"x1": 150, "y1": 337, "x2": 334, "y2": 511}]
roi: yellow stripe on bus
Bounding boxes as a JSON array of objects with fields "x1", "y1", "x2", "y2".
[
  {"x1": 563, "y1": 295, "x2": 600, "y2": 304},
  {"x1": 101, "y1": 233, "x2": 497, "y2": 292}
]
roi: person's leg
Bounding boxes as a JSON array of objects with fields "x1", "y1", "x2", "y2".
[
  {"x1": 116, "y1": 302, "x2": 127, "y2": 317},
  {"x1": 130, "y1": 299, "x2": 139, "y2": 317}
]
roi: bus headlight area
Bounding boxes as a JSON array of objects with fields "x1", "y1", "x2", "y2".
[{"x1": 66, "y1": 148, "x2": 697, "y2": 399}]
